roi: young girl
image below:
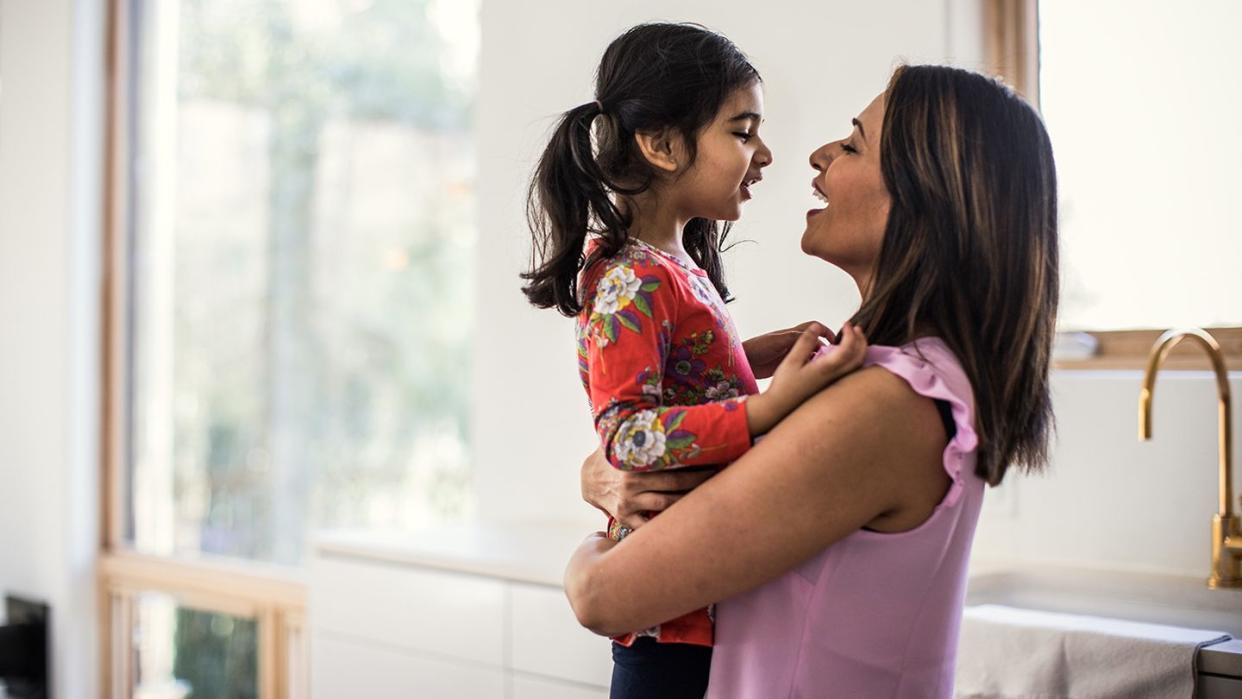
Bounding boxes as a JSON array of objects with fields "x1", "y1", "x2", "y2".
[{"x1": 521, "y1": 23, "x2": 866, "y2": 698}]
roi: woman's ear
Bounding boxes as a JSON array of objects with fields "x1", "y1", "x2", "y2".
[{"x1": 634, "y1": 128, "x2": 681, "y2": 173}]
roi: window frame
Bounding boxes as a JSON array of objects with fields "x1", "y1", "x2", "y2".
[
  {"x1": 985, "y1": 0, "x2": 1241, "y2": 371},
  {"x1": 100, "y1": 1, "x2": 307, "y2": 697}
]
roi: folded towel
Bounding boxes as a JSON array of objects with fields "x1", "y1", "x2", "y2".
[{"x1": 954, "y1": 604, "x2": 1230, "y2": 698}]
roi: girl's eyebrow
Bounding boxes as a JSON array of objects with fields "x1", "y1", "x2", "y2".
[{"x1": 729, "y1": 111, "x2": 762, "y2": 123}]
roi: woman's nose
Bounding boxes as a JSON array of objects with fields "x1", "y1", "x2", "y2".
[{"x1": 809, "y1": 142, "x2": 835, "y2": 172}]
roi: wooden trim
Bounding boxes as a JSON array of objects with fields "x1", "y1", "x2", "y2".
[
  {"x1": 106, "y1": 591, "x2": 135, "y2": 699},
  {"x1": 983, "y1": 0, "x2": 1040, "y2": 107},
  {"x1": 99, "y1": 2, "x2": 311, "y2": 695},
  {"x1": 99, "y1": 550, "x2": 307, "y2": 615},
  {"x1": 98, "y1": 550, "x2": 307, "y2": 698},
  {"x1": 102, "y1": 0, "x2": 132, "y2": 555},
  {"x1": 101, "y1": 0, "x2": 129, "y2": 696},
  {"x1": 1055, "y1": 327, "x2": 1242, "y2": 371},
  {"x1": 258, "y1": 609, "x2": 282, "y2": 699},
  {"x1": 98, "y1": 576, "x2": 113, "y2": 699}
]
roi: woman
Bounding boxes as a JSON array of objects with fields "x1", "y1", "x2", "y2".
[{"x1": 564, "y1": 64, "x2": 1058, "y2": 697}]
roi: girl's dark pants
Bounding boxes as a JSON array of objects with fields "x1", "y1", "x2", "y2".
[{"x1": 610, "y1": 637, "x2": 712, "y2": 699}]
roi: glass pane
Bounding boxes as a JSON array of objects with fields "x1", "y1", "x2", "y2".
[
  {"x1": 125, "y1": 0, "x2": 479, "y2": 564},
  {"x1": 132, "y1": 593, "x2": 258, "y2": 699},
  {"x1": 1039, "y1": 0, "x2": 1242, "y2": 330}
]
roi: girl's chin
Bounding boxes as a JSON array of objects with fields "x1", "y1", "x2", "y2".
[{"x1": 717, "y1": 202, "x2": 743, "y2": 222}]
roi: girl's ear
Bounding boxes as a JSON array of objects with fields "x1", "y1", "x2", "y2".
[{"x1": 634, "y1": 128, "x2": 682, "y2": 173}]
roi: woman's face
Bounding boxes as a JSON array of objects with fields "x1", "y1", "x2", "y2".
[{"x1": 802, "y1": 92, "x2": 891, "y2": 289}]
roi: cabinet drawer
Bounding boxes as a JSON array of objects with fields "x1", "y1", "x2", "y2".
[
  {"x1": 311, "y1": 632, "x2": 505, "y2": 699},
  {"x1": 511, "y1": 672, "x2": 610, "y2": 699},
  {"x1": 1199, "y1": 673, "x2": 1242, "y2": 699},
  {"x1": 310, "y1": 555, "x2": 505, "y2": 666},
  {"x1": 509, "y1": 582, "x2": 613, "y2": 687}
]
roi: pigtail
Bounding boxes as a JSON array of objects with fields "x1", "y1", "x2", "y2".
[{"x1": 521, "y1": 102, "x2": 632, "y2": 317}]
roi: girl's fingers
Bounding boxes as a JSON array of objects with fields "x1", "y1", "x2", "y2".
[
  {"x1": 783, "y1": 322, "x2": 829, "y2": 367},
  {"x1": 815, "y1": 325, "x2": 867, "y2": 377}
]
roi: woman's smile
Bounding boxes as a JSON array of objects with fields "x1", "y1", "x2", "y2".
[{"x1": 808, "y1": 178, "x2": 829, "y2": 218}]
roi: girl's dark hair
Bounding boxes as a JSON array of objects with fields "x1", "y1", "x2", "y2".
[
  {"x1": 520, "y1": 22, "x2": 761, "y2": 316},
  {"x1": 852, "y1": 65, "x2": 1059, "y2": 487}
]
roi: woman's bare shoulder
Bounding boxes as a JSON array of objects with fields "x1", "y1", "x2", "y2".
[
  {"x1": 769, "y1": 364, "x2": 950, "y2": 522},
  {"x1": 790, "y1": 364, "x2": 943, "y2": 431}
]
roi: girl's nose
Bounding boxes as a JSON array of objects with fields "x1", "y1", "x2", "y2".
[{"x1": 756, "y1": 141, "x2": 774, "y2": 168}]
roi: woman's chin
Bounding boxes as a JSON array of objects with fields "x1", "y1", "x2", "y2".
[
  {"x1": 800, "y1": 229, "x2": 833, "y2": 261},
  {"x1": 799, "y1": 230, "x2": 816, "y2": 255}
]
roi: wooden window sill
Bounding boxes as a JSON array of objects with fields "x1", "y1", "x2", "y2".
[{"x1": 1053, "y1": 327, "x2": 1242, "y2": 371}]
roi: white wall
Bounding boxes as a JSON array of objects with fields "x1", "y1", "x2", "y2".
[
  {"x1": 0, "y1": 0, "x2": 104, "y2": 697},
  {"x1": 472, "y1": 0, "x2": 981, "y2": 526}
]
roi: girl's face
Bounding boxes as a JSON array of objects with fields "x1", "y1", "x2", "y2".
[
  {"x1": 672, "y1": 82, "x2": 773, "y2": 222},
  {"x1": 803, "y1": 92, "x2": 891, "y2": 287}
]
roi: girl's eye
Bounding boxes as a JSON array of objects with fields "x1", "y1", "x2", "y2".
[{"x1": 733, "y1": 132, "x2": 753, "y2": 143}]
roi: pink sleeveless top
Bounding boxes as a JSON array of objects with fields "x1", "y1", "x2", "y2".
[{"x1": 707, "y1": 338, "x2": 985, "y2": 698}]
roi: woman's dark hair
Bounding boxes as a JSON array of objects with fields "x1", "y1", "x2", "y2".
[
  {"x1": 521, "y1": 22, "x2": 761, "y2": 316},
  {"x1": 852, "y1": 65, "x2": 1059, "y2": 487}
]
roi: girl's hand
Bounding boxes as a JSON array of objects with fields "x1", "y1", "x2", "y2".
[
  {"x1": 743, "y1": 320, "x2": 824, "y2": 380},
  {"x1": 580, "y1": 448, "x2": 718, "y2": 533},
  {"x1": 746, "y1": 322, "x2": 868, "y2": 435}
]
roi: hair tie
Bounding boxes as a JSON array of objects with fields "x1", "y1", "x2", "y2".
[{"x1": 592, "y1": 99, "x2": 604, "y2": 113}]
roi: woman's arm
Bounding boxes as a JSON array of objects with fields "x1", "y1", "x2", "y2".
[{"x1": 564, "y1": 364, "x2": 950, "y2": 636}]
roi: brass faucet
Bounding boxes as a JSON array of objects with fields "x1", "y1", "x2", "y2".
[{"x1": 1139, "y1": 328, "x2": 1242, "y2": 588}]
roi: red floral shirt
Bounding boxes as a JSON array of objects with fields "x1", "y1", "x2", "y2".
[{"x1": 577, "y1": 238, "x2": 759, "y2": 648}]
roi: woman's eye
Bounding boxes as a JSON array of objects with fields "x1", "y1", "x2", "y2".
[{"x1": 840, "y1": 142, "x2": 858, "y2": 154}]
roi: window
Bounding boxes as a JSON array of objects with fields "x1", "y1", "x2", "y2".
[
  {"x1": 987, "y1": 0, "x2": 1241, "y2": 367},
  {"x1": 1038, "y1": 0, "x2": 1242, "y2": 332},
  {"x1": 102, "y1": 0, "x2": 479, "y2": 695}
]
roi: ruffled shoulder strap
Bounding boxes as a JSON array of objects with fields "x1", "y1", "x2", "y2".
[{"x1": 862, "y1": 337, "x2": 980, "y2": 508}]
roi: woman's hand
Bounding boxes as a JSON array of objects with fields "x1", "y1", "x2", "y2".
[
  {"x1": 747, "y1": 322, "x2": 868, "y2": 435},
  {"x1": 743, "y1": 320, "x2": 824, "y2": 380},
  {"x1": 580, "y1": 447, "x2": 718, "y2": 532}
]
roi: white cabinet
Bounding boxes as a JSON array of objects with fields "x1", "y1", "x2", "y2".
[
  {"x1": 509, "y1": 583, "x2": 613, "y2": 687},
  {"x1": 310, "y1": 532, "x2": 611, "y2": 698},
  {"x1": 311, "y1": 556, "x2": 506, "y2": 666},
  {"x1": 312, "y1": 633, "x2": 506, "y2": 699}
]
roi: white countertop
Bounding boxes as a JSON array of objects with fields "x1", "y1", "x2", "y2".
[{"x1": 314, "y1": 521, "x2": 597, "y2": 587}]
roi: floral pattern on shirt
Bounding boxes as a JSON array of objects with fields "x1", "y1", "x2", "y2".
[
  {"x1": 577, "y1": 242, "x2": 756, "y2": 473},
  {"x1": 586, "y1": 265, "x2": 662, "y2": 348}
]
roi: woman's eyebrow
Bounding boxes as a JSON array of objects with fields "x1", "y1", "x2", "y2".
[{"x1": 852, "y1": 118, "x2": 866, "y2": 142}]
